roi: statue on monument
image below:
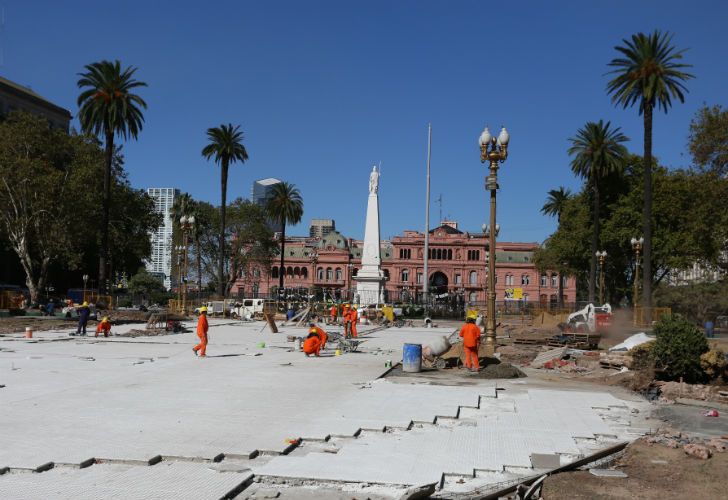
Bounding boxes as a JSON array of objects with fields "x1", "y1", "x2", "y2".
[{"x1": 368, "y1": 165, "x2": 379, "y2": 194}]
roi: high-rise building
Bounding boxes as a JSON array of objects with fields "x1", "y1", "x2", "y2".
[
  {"x1": 145, "y1": 188, "x2": 179, "y2": 290},
  {"x1": 252, "y1": 178, "x2": 283, "y2": 233},
  {"x1": 309, "y1": 219, "x2": 336, "y2": 238}
]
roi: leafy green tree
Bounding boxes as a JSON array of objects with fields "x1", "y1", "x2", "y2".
[
  {"x1": 77, "y1": 60, "x2": 147, "y2": 294},
  {"x1": 655, "y1": 281, "x2": 728, "y2": 324},
  {"x1": 128, "y1": 268, "x2": 166, "y2": 301},
  {"x1": 541, "y1": 186, "x2": 572, "y2": 222},
  {"x1": 266, "y1": 182, "x2": 304, "y2": 292},
  {"x1": 201, "y1": 124, "x2": 249, "y2": 297},
  {"x1": 652, "y1": 314, "x2": 709, "y2": 383},
  {"x1": 227, "y1": 200, "x2": 277, "y2": 295},
  {"x1": 568, "y1": 120, "x2": 629, "y2": 302},
  {"x1": 607, "y1": 30, "x2": 694, "y2": 318},
  {"x1": 688, "y1": 104, "x2": 728, "y2": 176}
]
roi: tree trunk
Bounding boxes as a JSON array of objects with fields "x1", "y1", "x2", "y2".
[
  {"x1": 642, "y1": 105, "x2": 653, "y2": 322},
  {"x1": 196, "y1": 232, "x2": 202, "y2": 301},
  {"x1": 99, "y1": 130, "x2": 114, "y2": 295},
  {"x1": 588, "y1": 181, "x2": 599, "y2": 303},
  {"x1": 278, "y1": 222, "x2": 286, "y2": 292},
  {"x1": 219, "y1": 161, "x2": 228, "y2": 298}
]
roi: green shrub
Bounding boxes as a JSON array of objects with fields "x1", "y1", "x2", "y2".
[
  {"x1": 652, "y1": 315, "x2": 709, "y2": 383},
  {"x1": 629, "y1": 340, "x2": 656, "y2": 370},
  {"x1": 700, "y1": 348, "x2": 727, "y2": 380}
]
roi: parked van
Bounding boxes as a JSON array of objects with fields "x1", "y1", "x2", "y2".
[{"x1": 230, "y1": 299, "x2": 266, "y2": 319}]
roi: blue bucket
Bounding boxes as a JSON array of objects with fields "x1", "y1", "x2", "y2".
[{"x1": 402, "y1": 343, "x2": 422, "y2": 373}]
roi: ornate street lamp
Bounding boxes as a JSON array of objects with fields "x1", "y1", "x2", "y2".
[
  {"x1": 82, "y1": 274, "x2": 89, "y2": 303},
  {"x1": 596, "y1": 250, "x2": 608, "y2": 304},
  {"x1": 180, "y1": 215, "x2": 195, "y2": 314},
  {"x1": 631, "y1": 237, "x2": 644, "y2": 325},
  {"x1": 479, "y1": 125, "x2": 509, "y2": 356}
]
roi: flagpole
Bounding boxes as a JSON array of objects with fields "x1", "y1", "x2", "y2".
[{"x1": 423, "y1": 124, "x2": 432, "y2": 310}]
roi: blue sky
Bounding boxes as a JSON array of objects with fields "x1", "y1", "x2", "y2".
[{"x1": 3, "y1": 0, "x2": 727, "y2": 242}]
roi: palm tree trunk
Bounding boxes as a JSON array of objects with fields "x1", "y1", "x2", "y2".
[
  {"x1": 588, "y1": 181, "x2": 599, "y2": 303},
  {"x1": 278, "y1": 222, "x2": 286, "y2": 292},
  {"x1": 196, "y1": 232, "x2": 202, "y2": 301},
  {"x1": 99, "y1": 129, "x2": 114, "y2": 295},
  {"x1": 642, "y1": 105, "x2": 653, "y2": 322},
  {"x1": 219, "y1": 162, "x2": 228, "y2": 298}
]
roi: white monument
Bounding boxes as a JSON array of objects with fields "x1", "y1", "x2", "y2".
[{"x1": 354, "y1": 166, "x2": 387, "y2": 305}]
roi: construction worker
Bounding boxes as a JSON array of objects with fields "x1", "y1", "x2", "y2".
[
  {"x1": 193, "y1": 306, "x2": 209, "y2": 357},
  {"x1": 95, "y1": 316, "x2": 112, "y2": 337},
  {"x1": 72, "y1": 301, "x2": 91, "y2": 336},
  {"x1": 342, "y1": 304, "x2": 351, "y2": 337},
  {"x1": 329, "y1": 304, "x2": 338, "y2": 325},
  {"x1": 348, "y1": 306, "x2": 358, "y2": 338},
  {"x1": 308, "y1": 322, "x2": 328, "y2": 350},
  {"x1": 303, "y1": 329, "x2": 322, "y2": 356},
  {"x1": 459, "y1": 312, "x2": 481, "y2": 371}
]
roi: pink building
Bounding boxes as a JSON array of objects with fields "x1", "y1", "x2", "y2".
[{"x1": 230, "y1": 222, "x2": 575, "y2": 306}]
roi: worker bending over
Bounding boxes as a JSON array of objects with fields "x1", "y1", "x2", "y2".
[
  {"x1": 193, "y1": 306, "x2": 209, "y2": 357},
  {"x1": 303, "y1": 323, "x2": 327, "y2": 357},
  {"x1": 95, "y1": 316, "x2": 112, "y2": 337},
  {"x1": 459, "y1": 313, "x2": 481, "y2": 371}
]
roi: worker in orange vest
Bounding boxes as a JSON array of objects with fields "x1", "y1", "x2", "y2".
[
  {"x1": 348, "y1": 306, "x2": 358, "y2": 338},
  {"x1": 303, "y1": 322, "x2": 328, "y2": 356},
  {"x1": 193, "y1": 306, "x2": 209, "y2": 357},
  {"x1": 329, "y1": 304, "x2": 338, "y2": 325},
  {"x1": 342, "y1": 304, "x2": 351, "y2": 337},
  {"x1": 459, "y1": 313, "x2": 481, "y2": 371},
  {"x1": 95, "y1": 316, "x2": 112, "y2": 337}
]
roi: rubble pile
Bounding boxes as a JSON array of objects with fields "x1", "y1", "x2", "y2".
[{"x1": 646, "y1": 429, "x2": 728, "y2": 460}]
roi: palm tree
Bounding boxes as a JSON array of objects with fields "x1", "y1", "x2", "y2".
[
  {"x1": 77, "y1": 60, "x2": 147, "y2": 294},
  {"x1": 568, "y1": 120, "x2": 629, "y2": 303},
  {"x1": 542, "y1": 186, "x2": 572, "y2": 308},
  {"x1": 541, "y1": 186, "x2": 572, "y2": 223},
  {"x1": 607, "y1": 30, "x2": 693, "y2": 319},
  {"x1": 201, "y1": 124, "x2": 248, "y2": 297},
  {"x1": 266, "y1": 182, "x2": 304, "y2": 293}
]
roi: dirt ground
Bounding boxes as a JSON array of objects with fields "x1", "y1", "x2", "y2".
[
  {"x1": 542, "y1": 440, "x2": 728, "y2": 499},
  {"x1": 0, "y1": 310, "x2": 153, "y2": 334}
]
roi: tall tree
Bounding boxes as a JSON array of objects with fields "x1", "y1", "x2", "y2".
[
  {"x1": 607, "y1": 30, "x2": 693, "y2": 320},
  {"x1": 201, "y1": 124, "x2": 248, "y2": 297},
  {"x1": 77, "y1": 60, "x2": 147, "y2": 294},
  {"x1": 541, "y1": 186, "x2": 572, "y2": 222},
  {"x1": 688, "y1": 104, "x2": 728, "y2": 177},
  {"x1": 266, "y1": 182, "x2": 304, "y2": 293},
  {"x1": 568, "y1": 120, "x2": 629, "y2": 303}
]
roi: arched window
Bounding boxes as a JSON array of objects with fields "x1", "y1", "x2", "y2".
[
  {"x1": 551, "y1": 273, "x2": 558, "y2": 288},
  {"x1": 401, "y1": 269, "x2": 410, "y2": 282},
  {"x1": 271, "y1": 267, "x2": 279, "y2": 278},
  {"x1": 326, "y1": 267, "x2": 333, "y2": 280},
  {"x1": 317, "y1": 267, "x2": 324, "y2": 281},
  {"x1": 335, "y1": 268, "x2": 342, "y2": 281},
  {"x1": 521, "y1": 274, "x2": 530, "y2": 285},
  {"x1": 540, "y1": 274, "x2": 548, "y2": 287},
  {"x1": 505, "y1": 274, "x2": 513, "y2": 286},
  {"x1": 286, "y1": 267, "x2": 293, "y2": 278},
  {"x1": 447, "y1": 249, "x2": 452, "y2": 260},
  {"x1": 294, "y1": 267, "x2": 301, "y2": 278},
  {"x1": 469, "y1": 271, "x2": 477, "y2": 284},
  {"x1": 469, "y1": 292, "x2": 478, "y2": 303},
  {"x1": 253, "y1": 268, "x2": 260, "y2": 278},
  {"x1": 562, "y1": 275, "x2": 568, "y2": 288},
  {"x1": 302, "y1": 268, "x2": 308, "y2": 279},
  {"x1": 383, "y1": 269, "x2": 390, "y2": 279},
  {"x1": 353, "y1": 268, "x2": 358, "y2": 277}
]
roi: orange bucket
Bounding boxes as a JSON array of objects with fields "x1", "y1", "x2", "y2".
[{"x1": 25, "y1": 327, "x2": 33, "y2": 338}]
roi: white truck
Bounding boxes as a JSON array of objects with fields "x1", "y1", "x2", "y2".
[{"x1": 230, "y1": 299, "x2": 266, "y2": 320}]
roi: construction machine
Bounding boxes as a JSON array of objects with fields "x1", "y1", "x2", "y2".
[{"x1": 563, "y1": 303, "x2": 612, "y2": 333}]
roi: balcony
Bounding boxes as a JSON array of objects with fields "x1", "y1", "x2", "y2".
[{"x1": 313, "y1": 278, "x2": 346, "y2": 286}]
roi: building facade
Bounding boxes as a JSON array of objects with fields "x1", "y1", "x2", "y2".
[
  {"x1": 145, "y1": 188, "x2": 179, "y2": 290},
  {"x1": 309, "y1": 219, "x2": 336, "y2": 238},
  {"x1": 230, "y1": 223, "x2": 576, "y2": 306},
  {"x1": 251, "y1": 177, "x2": 283, "y2": 233},
  {"x1": 0, "y1": 76, "x2": 71, "y2": 131}
]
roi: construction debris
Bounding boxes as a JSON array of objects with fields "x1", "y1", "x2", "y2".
[
  {"x1": 531, "y1": 347, "x2": 567, "y2": 368},
  {"x1": 684, "y1": 443, "x2": 712, "y2": 460}
]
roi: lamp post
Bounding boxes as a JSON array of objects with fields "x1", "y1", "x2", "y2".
[
  {"x1": 347, "y1": 262, "x2": 354, "y2": 301},
  {"x1": 596, "y1": 250, "x2": 607, "y2": 304},
  {"x1": 174, "y1": 244, "x2": 184, "y2": 310},
  {"x1": 180, "y1": 215, "x2": 195, "y2": 314},
  {"x1": 82, "y1": 274, "x2": 89, "y2": 303},
  {"x1": 479, "y1": 125, "x2": 509, "y2": 357},
  {"x1": 631, "y1": 237, "x2": 644, "y2": 326}
]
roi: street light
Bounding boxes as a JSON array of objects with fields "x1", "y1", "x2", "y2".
[
  {"x1": 180, "y1": 215, "x2": 195, "y2": 314},
  {"x1": 82, "y1": 274, "x2": 89, "y2": 303},
  {"x1": 596, "y1": 250, "x2": 607, "y2": 304},
  {"x1": 631, "y1": 237, "x2": 644, "y2": 325},
  {"x1": 479, "y1": 125, "x2": 510, "y2": 357}
]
